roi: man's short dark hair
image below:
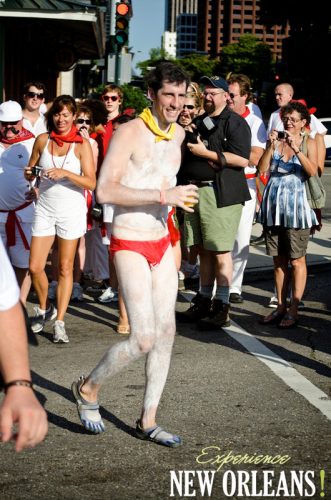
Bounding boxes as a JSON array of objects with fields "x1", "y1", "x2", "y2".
[
  {"x1": 145, "y1": 61, "x2": 190, "y2": 94},
  {"x1": 23, "y1": 81, "x2": 47, "y2": 95}
]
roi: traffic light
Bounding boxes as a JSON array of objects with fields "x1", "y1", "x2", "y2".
[{"x1": 115, "y1": 1, "x2": 131, "y2": 49}]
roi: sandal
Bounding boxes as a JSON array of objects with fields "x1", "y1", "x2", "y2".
[
  {"x1": 135, "y1": 419, "x2": 182, "y2": 448},
  {"x1": 71, "y1": 376, "x2": 105, "y2": 434},
  {"x1": 116, "y1": 324, "x2": 130, "y2": 335},
  {"x1": 278, "y1": 313, "x2": 299, "y2": 329},
  {"x1": 259, "y1": 310, "x2": 285, "y2": 325}
]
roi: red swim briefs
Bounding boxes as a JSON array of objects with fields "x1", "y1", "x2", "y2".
[{"x1": 110, "y1": 233, "x2": 171, "y2": 268}]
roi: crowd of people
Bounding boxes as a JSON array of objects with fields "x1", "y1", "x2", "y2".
[{"x1": 0, "y1": 62, "x2": 327, "y2": 450}]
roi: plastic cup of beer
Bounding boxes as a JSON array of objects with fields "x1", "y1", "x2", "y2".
[{"x1": 184, "y1": 197, "x2": 197, "y2": 208}]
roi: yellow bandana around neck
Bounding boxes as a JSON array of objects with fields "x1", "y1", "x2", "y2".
[{"x1": 139, "y1": 107, "x2": 176, "y2": 143}]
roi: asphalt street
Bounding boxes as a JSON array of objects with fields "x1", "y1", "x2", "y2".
[{"x1": 0, "y1": 264, "x2": 330, "y2": 500}]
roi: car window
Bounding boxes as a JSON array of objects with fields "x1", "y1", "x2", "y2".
[{"x1": 321, "y1": 120, "x2": 331, "y2": 135}]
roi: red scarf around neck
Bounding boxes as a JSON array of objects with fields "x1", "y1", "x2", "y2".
[
  {"x1": 0, "y1": 127, "x2": 34, "y2": 145},
  {"x1": 50, "y1": 125, "x2": 83, "y2": 147}
]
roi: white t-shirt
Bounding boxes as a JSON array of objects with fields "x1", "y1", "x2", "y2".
[
  {"x1": 0, "y1": 235, "x2": 20, "y2": 311},
  {"x1": 23, "y1": 114, "x2": 47, "y2": 137},
  {"x1": 244, "y1": 108, "x2": 267, "y2": 175},
  {"x1": 0, "y1": 138, "x2": 35, "y2": 223},
  {"x1": 267, "y1": 108, "x2": 327, "y2": 136},
  {"x1": 247, "y1": 101, "x2": 263, "y2": 120}
]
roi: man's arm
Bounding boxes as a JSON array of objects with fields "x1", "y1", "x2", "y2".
[
  {"x1": 96, "y1": 121, "x2": 198, "y2": 211},
  {"x1": 0, "y1": 237, "x2": 48, "y2": 452},
  {"x1": 187, "y1": 136, "x2": 248, "y2": 167}
]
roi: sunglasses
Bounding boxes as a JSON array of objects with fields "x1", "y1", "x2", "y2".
[
  {"x1": 102, "y1": 95, "x2": 119, "y2": 102},
  {"x1": 26, "y1": 91, "x2": 44, "y2": 99},
  {"x1": 182, "y1": 104, "x2": 195, "y2": 110},
  {"x1": 77, "y1": 118, "x2": 92, "y2": 125},
  {"x1": 203, "y1": 91, "x2": 225, "y2": 97},
  {"x1": 228, "y1": 93, "x2": 240, "y2": 99},
  {"x1": 0, "y1": 120, "x2": 20, "y2": 126}
]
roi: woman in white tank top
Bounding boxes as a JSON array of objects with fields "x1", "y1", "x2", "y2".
[{"x1": 25, "y1": 95, "x2": 96, "y2": 344}]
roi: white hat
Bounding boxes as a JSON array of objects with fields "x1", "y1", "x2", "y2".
[{"x1": 0, "y1": 101, "x2": 23, "y2": 122}]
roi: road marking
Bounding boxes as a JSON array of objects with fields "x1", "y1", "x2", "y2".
[
  {"x1": 224, "y1": 321, "x2": 331, "y2": 421},
  {"x1": 179, "y1": 292, "x2": 331, "y2": 421}
]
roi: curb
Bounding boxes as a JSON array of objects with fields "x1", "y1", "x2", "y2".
[{"x1": 244, "y1": 261, "x2": 331, "y2": 284}]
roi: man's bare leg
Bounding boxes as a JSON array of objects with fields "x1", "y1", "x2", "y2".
[
  {"x1": 139, "y1": 247, "x2": 178, "y2": 429},
  {"x1": 79, "y1": 251, "x2": 158, "y2": 403},
  {"x1": 14, "y1": 267, "x2": 31, "y2": 307}
]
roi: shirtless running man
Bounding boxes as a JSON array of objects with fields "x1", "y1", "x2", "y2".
[{"x1": 72, "y1": 62, "x2": 198, "y2": 447}]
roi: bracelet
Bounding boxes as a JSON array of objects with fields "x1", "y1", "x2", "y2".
[
  {"x1": 294, "y1": 150, "x2": 300, "y2": 155},
  {"x1": 160, "y1": 189, "x2": 167, "y2": 205},
  {"x1": 4, "y1": 379, "x2": 34, "y2": 393}
]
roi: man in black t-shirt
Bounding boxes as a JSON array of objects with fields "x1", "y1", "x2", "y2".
[{"x1": 178, "y1": 76, "x2": 251, "y2": 329}]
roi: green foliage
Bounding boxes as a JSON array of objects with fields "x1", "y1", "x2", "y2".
[
  {"x1": 221, "y1": 34, "x2": 273, "y2": 87},
  {"x1": 136, "y1": 47, "x2": 174, "y2": 76},
  {"x1": 121, "y1": 84, "x2": 149, "y2": 114},
  {"x1": 176, "y1": 54, "x2": 220, "y2": 82}
]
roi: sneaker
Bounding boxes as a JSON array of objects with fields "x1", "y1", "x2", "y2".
[
  {"x1": 96, "y1": 287, "x2": 119, "y2": 304},
  {"x1": 53, "y1": 320, "x2": 69, "y2": 343},
  {"x1": 31, "y1": 304, "x2": 57, "y2": 333},
  {"x1": 176, "y1": 292, "x2": 212, "y2": 323},
  {"x1": 86, "y1": 280, "x2": 109, "y2": 293},
  {"x1": 178, "y1": 272, "x2": 185, "y2": 292},
  {"x1": 250, "y1": 233, "x2": 265, "y2": 246},
  {"x1": 268, "y1": 296, "x2": 278, "y2": 308},
  {"x1": 48, "y1": 280, "x2": 57, "y2": 300},
  {"x1": 198, "y1": 299, "x2": 231, "y2": 330},
  {"x1": 229, "y1": 292, "x2": 244, "y2": 304},
  {"x1": 71, "y1": 282, "x2": 84, "y2": 302}
]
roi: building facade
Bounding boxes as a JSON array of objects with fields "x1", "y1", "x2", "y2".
[
  {"x1": 165, "y1": 0, "x2": 198, "y2": 32},
  {"x1": 197, "y1": 0, "x2": 290, "y2": 59}
]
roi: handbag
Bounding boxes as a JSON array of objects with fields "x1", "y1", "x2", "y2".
[
  {"x1": 301, "y1": 134, "x2": 326, "y2": 209},
  {"x1": 305, "y1": 174, "x2": 326, "y2": 209}
]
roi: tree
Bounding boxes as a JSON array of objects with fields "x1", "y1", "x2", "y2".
[
  {"x1": 121, "y1": 83, "x2": 149, "y2": 114},
  {"x1": 136, "y1": 47, "x2": 173, "y2": 76},
  {"x1": 220, "y1": 35, "x2": 273, "y2": 88},
  {"x1": 176, "y1": 54, "x2": 219, "y2": 82}
]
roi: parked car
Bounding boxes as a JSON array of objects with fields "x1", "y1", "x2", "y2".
[{"x1": 320, "y1": 118, "x2": 331, "y2": 165}]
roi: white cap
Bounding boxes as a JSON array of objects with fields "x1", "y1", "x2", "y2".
[{"x1": 0, "y1": 101, "x2": 23, "y2": 122}]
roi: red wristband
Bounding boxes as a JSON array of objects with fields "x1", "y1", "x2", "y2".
[{"x1": 160, "y1": 189, "x2": 167, "y2": 205}]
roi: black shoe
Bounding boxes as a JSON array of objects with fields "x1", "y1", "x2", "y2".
[
  {"x1": 198, "y1": 299, "x2": 231, "y2": 330},
  {"x1": 250, "y1": 233, "x2": 265, "y2": 246},
  {"x1": 229, "y1": 293, "x2": 244, "y2": 304},
  {"x1": 176, "y1": 292, "x2": 212, "y2": 323}
]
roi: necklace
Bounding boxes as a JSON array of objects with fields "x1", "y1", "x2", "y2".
[{"x1": 51, "y1": 140, "x2": 71, "y2": 169}]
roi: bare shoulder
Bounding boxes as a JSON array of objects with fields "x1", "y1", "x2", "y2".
[
  {"x1": 111, "y1": 117, "x2": 146, "y2": 144},
  {"x1": 34, "y1": 132, "x2": 48, "y2": 149},
  {"x1": 175, "y1": 123, "x2": 185, "y2": 142}
]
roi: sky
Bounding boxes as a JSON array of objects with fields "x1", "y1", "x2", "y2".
[{"x1": 129, "y1": 0, "x2": 166, "y2": 74}]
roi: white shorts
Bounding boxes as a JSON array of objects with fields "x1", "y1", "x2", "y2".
[
  {"x1": 0, "y1": 222, "x2": 31, "y2": 268},
  {"x1": 32, "y1": 202, "x2": 87, "y2": 240}
]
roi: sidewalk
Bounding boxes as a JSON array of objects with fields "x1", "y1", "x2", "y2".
[{"x1": 245, "y1": 220, "x2": 331, "y2": 280}]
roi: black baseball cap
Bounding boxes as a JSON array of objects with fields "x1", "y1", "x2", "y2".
[{"x1": 200, "y1": 76, "x2": 229, "y2": 92}]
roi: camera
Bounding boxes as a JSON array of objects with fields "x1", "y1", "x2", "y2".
[
  {"x1": 186, "y1": 131, "x2": 199, "y2": 144},
  {"x1": 91, "y1": 203, "x2": 103, "y2": 222},
  {"x1": 31, "y1": 166, "x2": 43, "y2": 178},
  {"x1": 277, "y1": 131, "x2": 288, "y2": 140}
]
